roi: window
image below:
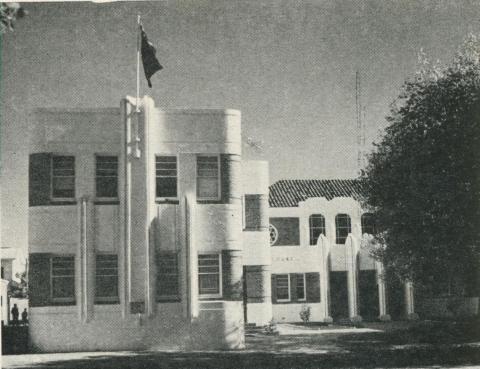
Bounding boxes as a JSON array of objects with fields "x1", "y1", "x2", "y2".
[
  {"x1": 95, "y1": 156, "x2": 118, "y2": 199},
  {"x1": 95, "y1": 254, "x2": 118, "y2": 303},
  {"x1": 51, "y1": 256, "x2": 75, "y2": 303},
  {"x1": 269, "y1": 217, "x2": 300, "y2": 246},
  {"x1": 196, "y1": 156, "x2": 220, "y2": 200},
  {"x1": 361, "y1": 213, "x2": 376, "y2": 235},
  {"x1": 275, "y1": 274, "x2": 290, "y2": 301},
  {"x1": 51, "y1": 156, "x2": 75, "y2": 199},
  {"x1": 269, "y1": 224, "x2": 278, "y2": 246},
  {"x1": 272, "y1": 273, "x2": 320, "y2": 304},
  {"x1": 198, "y1": 254, "x2": 221, "y2": 298},
  {"x1": 335, "y1": 214, "x2": 352, "y2": 244},
  {"x1": 244, "y1": 194, "x2": 262, "y2": 230},
  {"x1": 294, "y1": 273, "x2": 306, "y2": 301},
  {"x1": 309, "y1": 214, "x2": 326, "y2": 245},
  {"x1": 156, "y1": 156, "x2": 178, "y2": 198},
  {"x1": 156, "y1": 253, "x2": 179, "y2": 300}
]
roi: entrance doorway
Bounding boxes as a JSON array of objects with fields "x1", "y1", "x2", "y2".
[
  {"x1": 386, "y1": 274, "x2": 405, "y2": 320},
  {"x1": 358, "y1": 270, "x2": 379, "y2": 321},
  {"x1": 329, "y1": 271, "x2": 349, "y2": 320}
]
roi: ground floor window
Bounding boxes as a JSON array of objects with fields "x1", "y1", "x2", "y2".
[
  {"x1": 294, "y1": 273, "x2": 306, "y2": 301},
  {"x1": 95, "y1": 254, "x2": 119, "y2": 303},
  {"x1": 275, "y1": 274, "x2": 290, "y2": 301},
  {"x1": 272, "y1": 272, "x2": 320, "y2": 304},
  {"x1": 51, "y1": 256, "x2": 75, "y2": 303},
  {"x1": 198, "y1": 253, "x2": 222, "y2": 298},
  {"x1": 156, "y1": 252, "x2": 180, "y2": 301}
]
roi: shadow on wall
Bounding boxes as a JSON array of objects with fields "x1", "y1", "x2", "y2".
[{"x1": 2, "y1": 325, "x2": 28, "y2": 354}]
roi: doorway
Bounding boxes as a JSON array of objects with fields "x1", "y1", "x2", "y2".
[
  {"x1": 329, "y1": 271, "x2": 349, "y2": 320},
  {"x1": 358, "y1": 270, "x2": 379, "y2": 321}
]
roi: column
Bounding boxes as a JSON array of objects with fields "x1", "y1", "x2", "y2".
[
  {"x1": 404, "y1": 281, "x2": 419, "y2": 320},
  {"x1": 77, "y1": 197, "x2": 95, "y2": 323},
  {"x1": 127, "y1": 101, "x2": 148, "y2": 315},
  {"x1": 219, "y1": 154, "x2": 243, "y2": 302},
  {"x1": 184, "y1": 194, "x2": 199, "y2": 320},
  {"x1": 376, "y1": 262, "x2": 390, "y2": 321},
  {"x1": 318, "y1": 235, "x2": 333, "y2": 322},
  {"x1": 346, "y1": 235, "x2": 361, "y2": 322}
]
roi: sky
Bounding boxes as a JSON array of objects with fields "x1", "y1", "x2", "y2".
[{"x1": 2, "y1": 0, "x2": 480, "y2": 252}]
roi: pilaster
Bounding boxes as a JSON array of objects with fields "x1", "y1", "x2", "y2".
[
  {"x1": 376, "y1": 262, "x2": 390, "y2": 321},
  {"x1": 405, "y1": 281, "x2": 419, "y2": 320}
]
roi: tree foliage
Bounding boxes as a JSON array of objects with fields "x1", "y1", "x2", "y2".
[
  {"x1": 361, "y1": 35, "x2": 480, "y2": 296},
  {"x1": 0, "y1": 2, "x2": 26, "y2": 34}
]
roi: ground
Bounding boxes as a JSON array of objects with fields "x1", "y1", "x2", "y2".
[{"x1": 3, "y1": 320, "x2": 480, "y2": 369}]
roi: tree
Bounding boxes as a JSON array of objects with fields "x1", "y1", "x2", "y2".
[
  {"x1": 8, "y1": 259, "x2": 28, "y2": 299},
  {"x1": 0, "y1": 2, "x2": 26, "y2": 34},
  {"x1": 361, "y1": 35, "x2": 480, "y2": 297}
]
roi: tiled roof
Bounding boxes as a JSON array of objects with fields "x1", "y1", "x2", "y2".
[{"x1": 269, "y1": 179, "x2": 364, "y2": 207}]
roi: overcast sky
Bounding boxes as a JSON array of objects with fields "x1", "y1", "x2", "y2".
[{"x1": 2, "y1": 1, "x2": 480, "y2": 251}]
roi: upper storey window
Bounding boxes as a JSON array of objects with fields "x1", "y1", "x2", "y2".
[
  {"x1": 361, "y1": 213, "x2": 376, "y2": 235},
  {"x1": 335, "y1": 214, "x2": 351, "y2": 244},
  {"x1": 51, "y1": 155, "x2": 75, "y2": 200},
  {"x1": 269, "y1": 217, "x2": 300, "y2": 246},
  {"x1": 196, "y1": 155, "x2": 220, "y2": 200},
  {"x1": 309, "y1": 214, "x2": 326, "y2": 245},
  {"x1": 156, "y1": 156, "x2": 178, "y2": 199},
  {"x1": 95, "y1": 156, "x2": 118, "y2": 199}
]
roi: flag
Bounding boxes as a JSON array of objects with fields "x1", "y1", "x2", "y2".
[{"x1": 140, "y1": 25, "x2": 163, "y2": 88}]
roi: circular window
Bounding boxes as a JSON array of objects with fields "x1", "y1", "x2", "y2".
[{"x1": 269, "y1": 224, "x2": 278, "y2": 246}]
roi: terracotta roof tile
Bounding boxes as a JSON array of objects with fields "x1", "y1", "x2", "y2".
[{"x1": 269, "y1": 179, "x2": 364, "y2": 207}]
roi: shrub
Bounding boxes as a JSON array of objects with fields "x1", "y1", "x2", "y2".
[
  {"x1": 264, "y1": 319, "x2": 279, "y2": 335},
  {"x1": 300, "y1": 305, "x2": 311, "y2": 324}
]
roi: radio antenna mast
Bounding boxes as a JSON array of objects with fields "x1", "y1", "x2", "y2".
[{"x1": 356, "y1": 71, "x2": 365, "y2": 174}]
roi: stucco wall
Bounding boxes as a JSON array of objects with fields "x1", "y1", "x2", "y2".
[
  {"x1": 29, "y1": 301, "x2": 244, "y2": 352},
  {"x1": 27, "y1": 98, "x2": 250, "y2": 351}
]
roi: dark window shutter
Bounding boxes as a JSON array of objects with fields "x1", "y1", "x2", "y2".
[
  {"x1": 29, "y1": 153, "x2": 51, "y2": 206},
  {"x1": 306, "y1": 272, "x2": 321, "y2": 303},
  {"x1": 244, "y1": 195, "x2": 261, "y2": 230},
  {"x1": 271, "y1": 274, "x2": 277, "y2": 304},
  {"x1": 290, "y1": 273, "x2": 298, "y2": 302},
  {"x1": 29, "y1": 253, "x2": 51, "y2": 307}
]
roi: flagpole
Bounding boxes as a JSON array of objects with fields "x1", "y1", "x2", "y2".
[{"x1": 136, "y1": 14, "x2": 141, "y2": 113}]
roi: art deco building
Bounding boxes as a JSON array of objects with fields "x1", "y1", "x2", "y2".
[{"x1": 28, "y1": 96, "x2": 271, "y2": 351}]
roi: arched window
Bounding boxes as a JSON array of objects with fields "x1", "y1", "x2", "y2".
[
  {"x1": 309, "y1": 214, "x2": 325, "y2": 245},
  {"x1": 335, "y1": 214, "x2": 351, "y2": 244},
  {"x1": 361, "y1": 213, "x2": 376, "y2": 235}
]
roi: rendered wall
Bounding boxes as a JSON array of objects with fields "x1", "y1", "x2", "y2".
[
  {"x1": 27, "y1": 97, "x2": 247, "y2": 352},
  {"x1": 241, "y1": 161, "x2": 272, "y2": 326},
  {"x1": 268, "y1": 197, "x2": 378, "y2": 322}
]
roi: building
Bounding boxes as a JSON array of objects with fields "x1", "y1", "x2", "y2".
[
  {"x1": 1, "y1": 246, "x2": 27, "y2": 325},
  {"x1": 27, "y1": 96, "x2": 271, "y2": 352},
  {"x1": 267, "y1": 179, "x2": 416, "y2": 323},
  {"x1": 26, "y1": 95, "x2": 422, "y2": 353}
]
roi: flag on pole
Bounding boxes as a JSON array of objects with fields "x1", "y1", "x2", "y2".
[{"x1": 140, "y1": 25, "x2": 163, "y2": 88}]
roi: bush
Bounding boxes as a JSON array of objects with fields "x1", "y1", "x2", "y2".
[
  {"x1": 299, "y1": 305, "x2": 311, "y2": 324},
  {"x1": 264, "y1": 319, "x2": 279, "y2": 335}
]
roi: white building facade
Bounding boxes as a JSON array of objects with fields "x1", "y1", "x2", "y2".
[
  {"x1": 26, "y1": 96, "x2": 419, "y2": 352},
  {"x1": 267, "y1": 180, "x2": 416, "y2": 323},
  {"x1": 27, "y1": 96, "x2": 271, "y2": 352}
]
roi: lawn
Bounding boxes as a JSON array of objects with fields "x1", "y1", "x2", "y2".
[{"x1": 3, "y1": 320, "x2": 480, "y2": 369}]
